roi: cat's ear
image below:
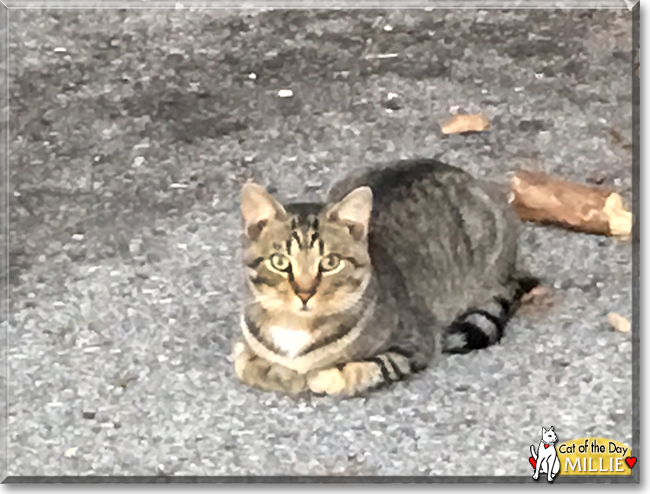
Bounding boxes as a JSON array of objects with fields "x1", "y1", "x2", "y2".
[
  {"x1": 550, "y1": 426, "x2": 554, "y2": 431},
  {"x1": 542, "y1": 427, "x2": 547, "y2": 435},
  {"x1": 325, "y1": 186, "x2": 373, "y2": 241},
  {"x1": 241, "y1": 183, "x2": 287, "y2": 240}
]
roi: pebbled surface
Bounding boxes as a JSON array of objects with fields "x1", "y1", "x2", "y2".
[{"x1": 6, "y1": 8, "x2": 633, "y2": 477}]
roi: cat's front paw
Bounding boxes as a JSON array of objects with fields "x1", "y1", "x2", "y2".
[
  {"x1": 234, "y1": 341, "x2": 307, "y2": 395},
  {"x1": 307, "y1": 367, "x2": 346, "y2": 395},
  {"x1": 532, "y1": 473, "x2": 539, "y2": 480},
  {"x1": 307, "y1": 358, "x2": 401, "y2": 396}
]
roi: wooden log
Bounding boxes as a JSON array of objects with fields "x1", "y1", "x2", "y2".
[{"x1": 509, "y1": 171, "x2": 632, "y2": 237}]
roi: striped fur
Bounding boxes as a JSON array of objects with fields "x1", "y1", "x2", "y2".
[
  {"x1": 235, "y1": 159, "x2": 538, "y2": 397},
  {"x1": 443, "y1": 273, "x2": 540, "y2": 353}
]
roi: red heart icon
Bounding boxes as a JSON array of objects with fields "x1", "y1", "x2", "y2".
[
  {"x1": 529, "y1": 457, "x2": 537, "y2": 469},
  {"x1": 625, "y1": 457, "x2": 637, "y2": 469}
]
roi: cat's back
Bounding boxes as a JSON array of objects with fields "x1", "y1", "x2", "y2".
[
  {"x1": 328, "y1": 159, "x2": 520, "y2": 305},
  {"x1": 329, "y1": 158, "x2": 517, "y2": 244},
  {"x1": 329, "y1": 159, "x2": 466, "y2": 204}
]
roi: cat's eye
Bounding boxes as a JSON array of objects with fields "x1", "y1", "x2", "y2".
[
  {"x1": 319, "y1": 254, "x2": 342, "y2": 273},
  {"x1": 269, "y1": 253, "x2": 291, "y2": 272}
]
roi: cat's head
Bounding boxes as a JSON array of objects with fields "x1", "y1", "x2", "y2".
[
  {"x1": 542, "y1": 427, "x2": 557, "y2": 444},
  {"x1": 240, "y1": 183, "x2": 373, "y2": 317}
]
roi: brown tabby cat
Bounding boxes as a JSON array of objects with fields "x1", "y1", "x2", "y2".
[{"x1": 234, "y1": 159, "x2": 537, "y2": 397}]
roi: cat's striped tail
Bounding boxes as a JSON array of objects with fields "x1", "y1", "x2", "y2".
[{"x1": 443, "y1": 273, "x2": 540, "y2": 354}]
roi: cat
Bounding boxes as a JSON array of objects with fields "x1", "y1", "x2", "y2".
[
  {"x1": 233, "y1": 158, "x2": 538, "y2": 397},
  {"x1": 530, "y1": 426, "x2": 560, "y2": 482}
]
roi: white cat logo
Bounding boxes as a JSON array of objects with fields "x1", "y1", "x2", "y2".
[{"x1": 529, "y1": 426, "x2": 561, "y2": 482}]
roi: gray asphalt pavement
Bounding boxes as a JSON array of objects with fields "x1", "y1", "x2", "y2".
[{"x1": 6, "y1": 8, "x2": 634, "y2": 477}]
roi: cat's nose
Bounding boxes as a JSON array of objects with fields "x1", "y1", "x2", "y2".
[
  {"x1": 295, "y1": 290, "x2": 315, "y2": 304},
  {"x1": 291, "y1": 274, "x2": 320, "y2": 303}
]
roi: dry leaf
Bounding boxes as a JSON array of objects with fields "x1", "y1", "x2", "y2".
[
  {"x1": 518, "y1": 284, "x2": 555, "y2": 319},
  {"x1": 521, "y1": 285, "x2": 554, "y2": 307},
  {"x1": 607, "y1": 312, "x2": 630, "y2": 333},
  {"x1": 440, "y1": 114, "x2": 490, "y2": 134}
]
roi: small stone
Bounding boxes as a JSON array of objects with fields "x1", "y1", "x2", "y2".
[
  {"x1": 384, "y1": 96, "x2": 402, "y2": 111},
  {"x1": 146, "y1": 252, "x2": 162, "y2": 263},
  {"x1": 115, "y1": 374, "x2": 137, "y2": 389},
  {"x1": 64, "y1": 447, "x2": 78, "y2": 458},
  {"x1": 278, "y1": 89, "x2": 293, "y2": 98},
  {"x1": 187, "y1": 223, "x2": 199, "y2": 233},
  {"x1": 129, "y1": 239, "x2": 142, "y2": 255},
  {"x1": 518, "y1": 120, "x2": 546, "y2": 132},
  {"x1": 82, "y1": 410, "x2": 96, "y2": 420},
  {"x1": 134, "y1": 266, "x2": 150, "y2": 279}
]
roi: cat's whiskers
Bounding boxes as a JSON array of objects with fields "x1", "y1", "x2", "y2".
[
  {"x1": 328, "y1": 274, "x2": 373, "y2": 314},
  {"x1": 245, "y1": 294, "x2": 285, "y2": 312}
]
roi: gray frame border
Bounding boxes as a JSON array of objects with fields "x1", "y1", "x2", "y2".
[
  {"x1": 631, "y1": 0, "x2": 640, "y2": 485},
  {"x1": 0, "y1": 0, "x2": 641, "y2": 8},
  {"x1": 0, "y1": 0, "x2": 640, "y2": 484},
  {"x1": 0, "y1": 0, "x2": 7, "y2": 487}
]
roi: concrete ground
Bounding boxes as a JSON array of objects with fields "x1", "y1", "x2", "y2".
[{"x1": 6, "y1": 8, "x2": 634, "y2": 477}]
